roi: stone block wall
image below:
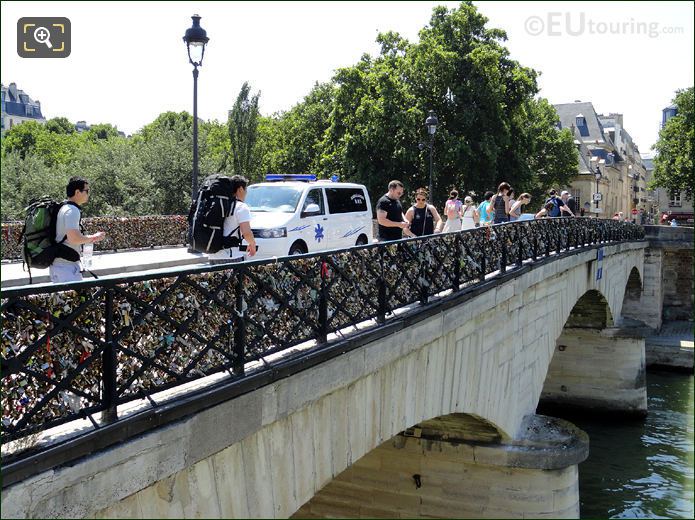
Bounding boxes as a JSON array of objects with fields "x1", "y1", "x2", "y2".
[
  {"x1": 293, "y1": 414, "x2": 587, "y2": 519},
  {"x1": 662, "y1": 250, "x2": 693, "y2": 321},
  {"x1": 541, "y1": 328, "x2": 647, "y2": 414}
]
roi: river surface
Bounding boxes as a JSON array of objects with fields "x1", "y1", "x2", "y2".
[{"x1": 553, "y1": 371, "x2": 694, "y2": 519}]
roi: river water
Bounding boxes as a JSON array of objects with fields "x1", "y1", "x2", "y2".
[{"x1": 553, "y1": 371, "x2": 694, "y2": 519}]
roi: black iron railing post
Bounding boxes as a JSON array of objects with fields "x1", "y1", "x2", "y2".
[
  {"x1": 556, "y1": 224, "x2": 562, "y2": 256},
  {"x1": 500, "y1": 232, "x2": 507, "y2": 274},
  {"x1": 479, "y1": 247, "x2": 486, "y2": 283},
  {"x1": 419, "y1": 243, "x2": 428, "y2": 305},
  {"x1": 516, "y1": 226, "x2": 523, "y2": 267},
  {"x1": 531, "y1": 227, "x2": 538, "y2": 261},
  {"x1": 233, "y1": 268, "x2": 246, "y2": 376},
  {"x1": 318, "y1": 257, "x2": 328, "y2": 343},
  {"x1": 453, "y1": 234, "x2": 461, "y2": 291},
  {"x1": 377, "y1": 247, "x2": 387, "y2": 324},
  {"x1": 101, "y1": 288, "x2": 118, "y2": 423}
]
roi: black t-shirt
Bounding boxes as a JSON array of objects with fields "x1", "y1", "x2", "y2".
[
  {"x1": 566, "y1": 196, "x2": 577, "y2": 215},
  {"x1": 377, "y1": 194, "x2": 404, "y2": 241}
]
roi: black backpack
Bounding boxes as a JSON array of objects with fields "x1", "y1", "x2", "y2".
[
  {"x1": 188, "y1": 175, "x2": 239, "y2": 254},
  {"x1": 21, "y1": 198, "x2": 81, "y2": 282}
]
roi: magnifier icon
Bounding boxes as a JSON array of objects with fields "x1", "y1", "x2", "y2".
[{"x1": 33, "y1": 26, "x2": 53, "y2": 49}]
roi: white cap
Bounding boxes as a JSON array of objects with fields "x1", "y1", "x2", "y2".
[{"x1": 561, "y1": 190, "x2": 570, "y2": 196}]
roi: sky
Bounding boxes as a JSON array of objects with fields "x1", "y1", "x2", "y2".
[{"x1": 1, "y1": 1, "x2": 693, "y2": 152}]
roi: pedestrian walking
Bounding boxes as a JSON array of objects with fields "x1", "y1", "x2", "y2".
[
  {"x1": 477, "y1": 191, "x2": 495, "y2": 226},
  {"x1": 561, "y1": 191, "x2": 577, "y2": 216},
  {"x1": 461, "y1": 196, "x2": 478, "y2": 230},
  {"x1": 559, "y1": 191, "x2": 576, "y2": 216},
  {"x1": 442, "y1": 190, "x2": 463, "y2": 233},
  {"x1": 208, "y1": 175, "x2": 257, "y2": 264},
  {"x1": 376, "y1": 180, "x2": 412, "y2": 241},
  {"x1": 509, "y1": 193, "x2": 532, "y2": 221},
  {"x1": 490, "y1": 182, "x2": 511, "y2": 224},
  {"x1": 405, "y1": 188, "x2": 443, "y2": 236},
  {"x1": 50, "y1": 177, "x2": 106, "y2": 283}
]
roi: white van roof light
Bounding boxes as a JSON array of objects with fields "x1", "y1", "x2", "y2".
[{"x1": 265, "y1": 174, "x2": 317, "y2": 182}]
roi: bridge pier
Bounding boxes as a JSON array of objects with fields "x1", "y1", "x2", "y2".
[
  {"x1": 540, "y1": 328, "x2": 647, "y2": 415},
  {"x1": 293, "y1": 414, "x2": 588, "y2": 519}
]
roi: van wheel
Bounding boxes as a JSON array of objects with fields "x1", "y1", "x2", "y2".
[
  {"x1": 288, "y1": 241, "x2": 307, "y2": 256},
  {"x1": 355, "y1": 234, "x2": 368, "y2": 246}
]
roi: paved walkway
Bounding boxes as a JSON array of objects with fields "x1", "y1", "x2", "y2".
[
  {"x1": 645, "y1": 320, "x2": 694, "y2": 371},
  {"x1": 647, "y1": 320, "x2": 694, "y2": 348},
  {"x1": 1, "y1": 247, "x2": 208, "y2": 288}
]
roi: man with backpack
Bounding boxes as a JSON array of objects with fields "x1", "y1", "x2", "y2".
[
  {"x1": 205, "y1": 175, "x2": 257, "y2": 263},
  {"x1": 545, "y1": 189, "x2": 574, "y2": 218},
  {"x1": 50, "y1": 177, "x2": 106, "y2": 282}
]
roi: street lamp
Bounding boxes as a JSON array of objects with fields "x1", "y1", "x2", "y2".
[
  {"x1": 183, "y1": 14, "x2": 209, "y2": 200},
  {"x1": 594, "y1": 165, "x2": 602, "y2": 211},
  {"x1": 424, "y1": 110, "x2": 438, "y2": 203}
]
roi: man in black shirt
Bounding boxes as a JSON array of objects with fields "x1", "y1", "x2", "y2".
[
  {"x1": 561, "y1": 190, "x2": 577, "y2": 217},
  {"x1": 376, "y1": 180, "x2": 412, "y2": 241}
]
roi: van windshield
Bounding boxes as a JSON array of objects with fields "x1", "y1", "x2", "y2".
[{"x1": 245, "y1": 185, "x2": 303, "y2": 213}]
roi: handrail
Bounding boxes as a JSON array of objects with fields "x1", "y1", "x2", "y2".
[{"x1": 1, "y1": 218, "x2": 644, "y2": 445}]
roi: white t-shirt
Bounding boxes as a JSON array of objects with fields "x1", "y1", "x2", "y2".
[
  {"x1": 53, "y1": 203, "x2": 82, "y2": 266},
  {"x1": 208, "y1": 201, "x2": 252, "y2": 260}
]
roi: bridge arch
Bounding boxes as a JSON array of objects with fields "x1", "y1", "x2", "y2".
[
  {"x1": 541, "y1": 268, "x2": 647, "y2": 417},
  {"x1": 564, "y1": 289, "x2": 615, "y2": 329},
  {"x1": 620, "y1": 266, "x2": 644, "y2": 324}
]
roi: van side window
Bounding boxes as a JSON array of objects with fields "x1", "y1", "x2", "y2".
[
  {"x1": 326, "y1": 188, "x2": 368, "y2": 214},
  {"x1": 303, "y1": 188, "x2": 325, "y2": 215}
]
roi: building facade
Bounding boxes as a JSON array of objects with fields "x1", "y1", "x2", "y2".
[
  {"x1": 554, "y1": 101, "x2": 634, "y2": 218},
  {"x1": 1, "y1": 82, "x2": 45, "y2": 133}
]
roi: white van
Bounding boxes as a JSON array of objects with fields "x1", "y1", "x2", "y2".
[{"x1": 245, "y1": 175, "x2": 373, "y2": 258}]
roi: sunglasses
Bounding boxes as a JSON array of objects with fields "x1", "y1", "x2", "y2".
[
  {"x1": 82, "y1": 188, "x2": 90, "y2": 194},
  {"x1": 415, "y1": 198, "x2": 426, "y2": 202}
]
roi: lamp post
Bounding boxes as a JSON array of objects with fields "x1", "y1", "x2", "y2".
[
  {"x1": 424, "y1": 111, "x2": 438, "y2": 202},
  {"x1": 183, "y1": 14, "x2": 209, "y2": 201},
  {"x1": 594, "y1": 165, "x2": 602, "y2": 211}
]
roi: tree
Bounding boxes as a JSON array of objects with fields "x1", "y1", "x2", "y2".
[
  {"x1": 263, "y1": 81, "x2": 335, "y2": 178},
  {"x1": 0, "y1": 151, "x2": 70, "y2": 220},
  {"x1": 651, "y1": 87, "x2": 694, "y2": 200},
  {"x1": 135, "y1": 112, "x2": 196, "y2": 214},
  {"x1": 222, "y1": 82, "x2": 261, "y2": 178},
  {"x1": 508, "y1": 98, "x2": 578, "y2": 206},
  {"x1": 1, "y1": 120, "x2": 46, "y2": 159},
  {"x1": 45, "y1": 117, "x2": 75, "y2": 134},
  {"x1": 67, "y1": 138, "x2": 153, "y2": 217},
  {"x1": 315, "y1": 1, "x2": 576, "y2": 206}
]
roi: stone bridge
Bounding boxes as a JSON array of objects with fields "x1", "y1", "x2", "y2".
[{"x1": 4, "y1": 230, "x2": 666, "y2": 518}]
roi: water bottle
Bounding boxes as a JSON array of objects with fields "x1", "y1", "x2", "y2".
[{"x1": 82, "y1": 243, "x2": 93, "y2": 270}]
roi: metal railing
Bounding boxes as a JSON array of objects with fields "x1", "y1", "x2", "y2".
[{"x1": 1, "y1": 218, "x2": 644, "y2": 443}]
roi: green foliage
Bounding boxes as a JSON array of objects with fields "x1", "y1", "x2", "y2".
[
  {"x1": 2, "y1": 120, "x2": 46, "y2": 159},
  {"x1": 651, "y1": 87, "x2": 694, "y2": 200},
  {"x1": 1, "y1": 1, "x2": 579, "y2": 219},
  {"x1": 222, "y1": 82, "x2": 261, "y2": 179},
  {"x1": 45, "y1": 117, "x2": 75, "y2": 134},
  {"x1": 0, "y1": 151, "x2": 70, "y2": 220}
]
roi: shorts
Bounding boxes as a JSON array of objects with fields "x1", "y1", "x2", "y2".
[{"x1": 49, "y1": 262, "x2": 83, "y2": 283}]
